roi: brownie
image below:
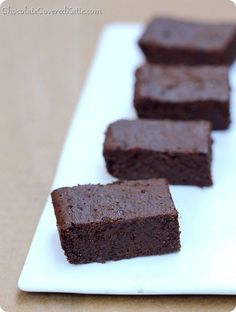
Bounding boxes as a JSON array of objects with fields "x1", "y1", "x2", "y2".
[
  {"x1": 51, "y1": 179, "x2": 181, "y2": 264},
  {"x1": 103, "y1": 119, "x2": 212, "y2": 186},
  {"x1": 134, "y1": 64, "x2": 230, "y2": 130},
  {"x1": 139, "y1": 17, "x2": 236, "y2": 65}
]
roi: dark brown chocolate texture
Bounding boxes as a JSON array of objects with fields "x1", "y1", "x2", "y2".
[
  {"x1": 51, "y1": 179, "x2": 181, "y2": 264},
  {"x1": 103, "y1": 119, "x2": 212, "y2": 186},
  {"x1": 139, "y1": 17, "x2": 236, "y2": 65},
  {"x1": 134, "y1": 64, "x2": 230, "y2": 130}
]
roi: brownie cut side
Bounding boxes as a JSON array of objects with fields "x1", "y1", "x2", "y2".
[
  {"x1": 134, "y1": 64, "x2": 230, "y2": 130},
  {"x1": 103, "y1": 119, "x2": 212, "y2": 186},
  {"x1": 51, "y1": 179, "x2": 181, "y2": 264},
  {"x1": 139, "y1": 17, "x2": 236, "y2": 65}
]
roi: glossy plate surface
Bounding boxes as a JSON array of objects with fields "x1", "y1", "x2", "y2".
[{"x1": 18, "y1": 24, "x2": 236, "y2": 294}]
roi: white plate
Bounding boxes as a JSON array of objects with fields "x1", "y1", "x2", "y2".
[{"x1": 18, "y1": 23, "x2": 236, "y2": 295}]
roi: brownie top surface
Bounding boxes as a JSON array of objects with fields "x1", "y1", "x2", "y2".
[
  {"x1": 52, "y1": 179, "x2": 177, "y2": 227},
  {"x1": 135, "y1": 64, "x2": 229, "y2": 102},
  {"x1": 104, "y1": 119, "x2": 211, "y2": 154},
  {"x1": 139, "y1": 17, "x2": 236, "y2": 50}
]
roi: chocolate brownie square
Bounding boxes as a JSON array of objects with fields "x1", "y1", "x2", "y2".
[
  {"x1": 134, "y1": 64, "x2": 230, "y2": 130},
  {"x1": 51, "y1": 179, "x2": 181, "y2": 264},
  {"x1": 139, "y1": 17, "x2": 236, "y2": 65},
  {"x1": 103, "y1": 119, "x2": 212, "y2": 186}
]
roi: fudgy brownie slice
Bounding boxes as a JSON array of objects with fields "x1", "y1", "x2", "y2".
[
  {"x1": 51, "y1": 179, "x2": 181, "y2": 264},
  {"x1": 134, "y1": 64, "x2": 230, "y2": 130},
  {"x1": 139, "y1": 17, "x2": 236, "y2": 65},
  {"x1": 103, "y1": 119, "x2": 212, "y2": 186}
]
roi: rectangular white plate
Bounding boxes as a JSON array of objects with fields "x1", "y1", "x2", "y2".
[{"x1": 18, "y1": 23, "x2": 236, "y2": 295}]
